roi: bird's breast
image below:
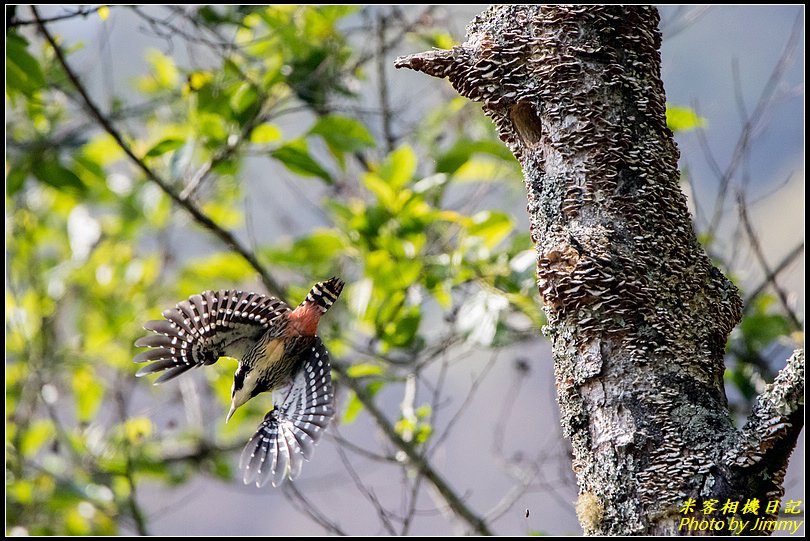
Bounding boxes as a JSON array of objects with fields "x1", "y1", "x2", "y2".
[{"x1": 243, "y1": 337, "x2": 290, "y2": 394}]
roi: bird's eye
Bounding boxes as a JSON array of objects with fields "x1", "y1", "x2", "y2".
[{"x1": 233, "y1": 369, "x2": 245, "y2": 393}]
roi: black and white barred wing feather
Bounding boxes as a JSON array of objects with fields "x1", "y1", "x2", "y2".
[
  {"x1": 239, "y1": 337, "x2": 335, "y2": 487},
  {"x1": 134, "y1": 290, "x2": 289, "y2": 383}
]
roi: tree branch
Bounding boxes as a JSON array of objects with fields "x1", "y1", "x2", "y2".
[
  {"x1": 733, "y1": 349, "x2": 804, "y2": 462},
  {"x1": 376, "y1": 11, "x2": 396, "y2": 154},
  {"x1": 724, "y1": 349, "x2": 804, "y2": 504}
]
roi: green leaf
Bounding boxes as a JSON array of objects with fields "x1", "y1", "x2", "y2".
[
  {"x1": 201, "y1": 201, "x2": 242, "y2": 228},
  {"x1": 414, "y1": 423, "x2": 432, "y2": 444},
  {"x1": 726, "y1": 364, "x2": 758, "y2": 401},
  {"x1": 415, "y1": 403, "x2": 432, "y2": 418},
  {"x1": 83, "y1": 134, "x2": 125, "y2": 166},
  {"x1": 377, "y1": 145, "x2": 417, "y2": 189},
  {"x1": 394, "y1": 418, "x2": 415, "y2": 438},
  {"x1": 384, "y1": 308, "x2": 421, "y2": 348},
  {"x1": 32, "y1": 158, "x2": 87, "y2": 193},
  {"x1": 366, "y1": 251, "x2": 422, "y2": 290},
  {"x1": 229, "y1": 82, "x2": 258, "y2": 114},
  {"x1": 72, "y1": 367, "x2": 105, "y2": 422},
  {"x1": 343, "y1": 381, "x2": 384, "y2": 424},
  {"x1": 136, "y1": 48, "x2": 179, "y2": 93},
  {"x1": 250, "y1": 123, "x2": 282, "y2": 144},
  {"x1": 20, "y1": 419, "x2": 54, "y2": 456},
  {"x1": 124, "y1": 417, "x2": 153, "y2": 443},
  {"x1": 144, "y1": 137, "x2": 185, "y2": 158},
  {"x1": 453, "y1": 158, "x2": 505, "y2": 183},
  {"x1": 271, "y1": 139, "x2": 332, "y2": 183},
  {"x1": 6, "y1": 32, "x2": 46, "y2": 97},
  {"x1": 346, "y1": 363, "x2": 385, "y2": 378},
  {"x1": 666, "y1": 105, "x2": 707, "y2": 133},
  {"x1": 739, "y1": 294, "x2": 791, "y2": 352},
  {"x1": 210, "y1": 455, "x2": 232, "y2": 480},
  {"x1": 435, "y1": 138, "x2": 514, "y2": 175},
  {"x1": 309, "y1": 114, "x2": 375, "y2": 152},
  {"x1": 197, "y1": 6, "x2": 227, "y2": 24},
  {"x1": 72, "y1": 154, "x2": 107, "y2": 189},
  {"x1": 294, "y1": 229, "x2": 347, "y2": 259},
  {"x1": 262, "y1": 229, "x2": 348, "y2": 275},
  {"x1": 343, "y1": 392, "x2": 364, "y2": 424},
  {"x1": 468, "y1": 211, "x2": 513, "y2": 249},
  {"x1": 414, "y1": 31, "x2": 456, "y2": 50},
  {"x1": 362, "y1": 172, "x2": 397, "y2": 209},
  {"x1": 198, "y1": 113, "x2": 229, "y2": 143},
  {"x1": 7, "y1": 162, "x2": 28, "y2": 195}
]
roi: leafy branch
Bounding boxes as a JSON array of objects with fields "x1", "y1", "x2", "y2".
[{"x1": 32, "y1": 6, "x2": 285, "y2": 300}]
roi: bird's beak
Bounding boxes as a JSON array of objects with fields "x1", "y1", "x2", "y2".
[{"x1": 226, "y1": 401, "x2": 237, "y2": 423}]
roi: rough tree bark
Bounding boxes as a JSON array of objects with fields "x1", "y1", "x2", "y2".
[{"x1": 396, "y1": 5, "x2": 804, "y2": 536}]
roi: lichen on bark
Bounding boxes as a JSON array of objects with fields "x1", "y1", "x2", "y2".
[{"x1": 397, "y1": 5, "x2": 803, "y2": 536}]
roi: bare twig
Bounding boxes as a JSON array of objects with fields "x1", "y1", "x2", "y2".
[
  {"x1": 400, "y1": 467, "x2": 425, "y2": 535},
  {"x1": 332, "y1": 361, "x2": 494, "y2": 535},
  {"x1": 428, "y1": 351, "x2": 498, "y2": 456},
  {"x1": 376, "y1": 11, "x2": 396, "y2": 154},
  {"x1": 658, "y1": 6, "x2": 711, "y2": 40},
  {"x1": 9, "y1": 5, "x2": 104, "y2": 27},
  {"x1": 335, "y1": 442, "x2": 398, "y2": 534},
  {"x1": 113, "y1": 385, "x2": 150, "y2": 536},
  {"x1": 282, "y1": 482, "x2": 348, "y2": 536},
  {"x1": 743, "y1": 242, "x2": 804, "y2": 310},
  {"x1": 328, "y1": 427, "x2": 398, "y2": 463},
  {"x1": 703, "y1": 14, "x2": 802, "y2": 238},
  {"x1": 350, "y1": 7, "x2": 438, "y2": 73},
  {"x1": 130, "y1": 6, "x2": 234, "y2": 52},
  {"x1": 736, "y1": 193, "x2": 802, "y2": 329}
]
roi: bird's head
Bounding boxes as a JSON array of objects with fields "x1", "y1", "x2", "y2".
[{"x1": 227, "y1": 365, "x2": 264, "y2": 423}]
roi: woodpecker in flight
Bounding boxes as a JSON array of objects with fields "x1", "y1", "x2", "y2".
[{"x1": 134, "y1": 277, "x2": 344, "y2": 487}]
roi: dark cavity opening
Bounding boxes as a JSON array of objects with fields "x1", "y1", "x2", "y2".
[{"x1": 509, "y1": 100, "x2": 543, "y2": 147}]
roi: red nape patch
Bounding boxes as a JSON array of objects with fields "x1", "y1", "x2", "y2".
[{"x1": 287, "y1": 302, "x2": 322, "y2": 336}]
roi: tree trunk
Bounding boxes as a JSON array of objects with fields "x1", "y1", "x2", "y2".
[{"x1": 396, "y1": 5, "x2": 804, "y2": 535}]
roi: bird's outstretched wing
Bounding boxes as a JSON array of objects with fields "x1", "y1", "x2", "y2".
[
  {"x1": 134, "y1": 290, "x2": 290, "y2": 383},
  {"x1": 239, "y1": 337, "x2": 335, "y2": 487}
]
